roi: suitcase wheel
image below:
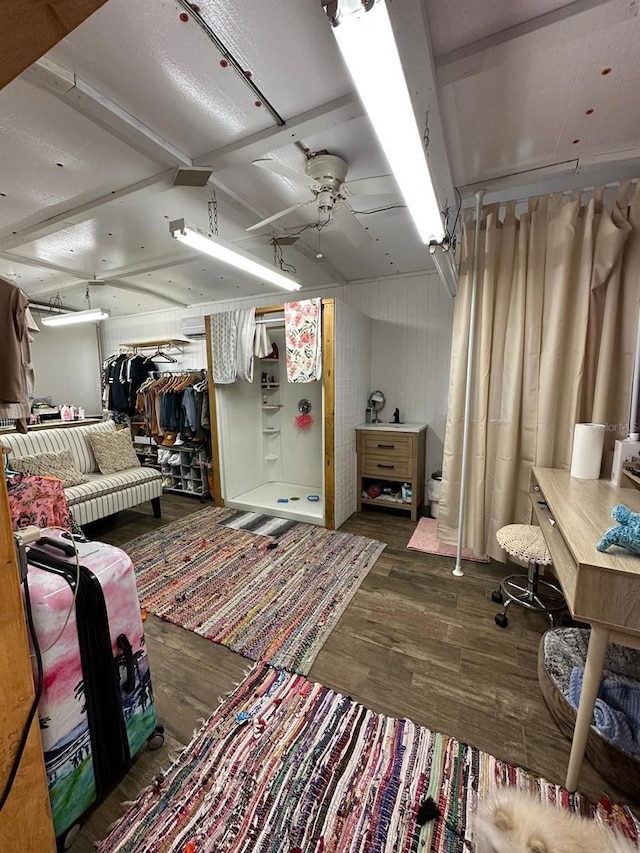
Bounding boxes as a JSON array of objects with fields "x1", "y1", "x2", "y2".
[
  {"x1": 60, "y1": 822, "x2": 82, "y2": 850},
  {"x1": 147, "y1": 725, "x2": 165, "y2": 751}
]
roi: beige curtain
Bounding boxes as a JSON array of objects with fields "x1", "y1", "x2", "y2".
[{"x1": 438, "y1": 183, "x2": 640, "y2": 561}]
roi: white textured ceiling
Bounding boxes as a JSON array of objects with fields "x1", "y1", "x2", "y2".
[{"x1": 0, "y1": 0, "x2": 638, "y2": 317}]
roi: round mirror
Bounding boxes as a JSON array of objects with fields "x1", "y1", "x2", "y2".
[{"x1": 368, "y1": 390, "x2": 386, "y2": 422}]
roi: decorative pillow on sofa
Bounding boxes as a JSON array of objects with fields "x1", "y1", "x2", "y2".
[
  {"x1": 88, "y1": 428, "x2": 141, "y2": 475},
  {"x1": 12, "y1": 450, "x2": 88, "y2": 487}
]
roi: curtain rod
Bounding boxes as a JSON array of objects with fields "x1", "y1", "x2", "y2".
[{"x1": 465, "y1": 178, "x2": 638, "y2": 211}]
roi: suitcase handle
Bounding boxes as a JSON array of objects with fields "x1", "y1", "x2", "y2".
[
  {"x1": 38, "y1": 536, "x2": 78, "y2": 557},
  {"x1": 117, "y1": 634, "x2": 136, "y2": 694}
]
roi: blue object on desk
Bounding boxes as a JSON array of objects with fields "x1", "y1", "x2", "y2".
[
  {"x1": 277, "y1": 498, "x2": 289, "y2": 503},
  {"x1": 307, "y1": 494, "x2": 320, "y2": 502}
]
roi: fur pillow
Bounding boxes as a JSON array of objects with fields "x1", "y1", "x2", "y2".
[
  {"x1": 88, "y1": 428, "x2": 141, "y2": 475},
  {"x1": 12, "y1": 449, "x2": 88, "y2": 487}
]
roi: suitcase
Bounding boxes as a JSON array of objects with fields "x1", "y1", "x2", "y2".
[{"x1": 24, "y1": 530, "x2": 164, "y2": 848}]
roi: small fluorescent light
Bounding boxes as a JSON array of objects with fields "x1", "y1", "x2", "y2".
[
  {"x1": 40, "y1": 307, "x2": 111, "y2": 326},
  {"x1": 429, "y1": 242, "x2": 458, "y2": 298},
  {"x1": 169, "y1": 219, "x2": 301, "y2": 292},
  {"x1": 330, "y1": 0, "x2": 445, "y2": 244}
]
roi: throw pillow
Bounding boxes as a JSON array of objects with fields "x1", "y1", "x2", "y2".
[
  {"x1": 12, "y1": 449, "x2": 88, "y2": 487},
  {"x1": 89, "y1": 428, "x2": 141, "y2": 475}
]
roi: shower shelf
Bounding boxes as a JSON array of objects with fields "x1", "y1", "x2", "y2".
[
  {"x1": 262, "y1": 429, "x2": 281, "y2": 434},
  {"x1": 262, "y1": 404, "x2": 282, "y2": 410},
  {"x1": 261, "y1": 384, "x2": 280, "y2": 389},
  {"x1": 264, "y1": 455, "x2": 279, "y2": 462},
  {"x1": 259, "y1": 357, "x2": 279, "y2": 361}
]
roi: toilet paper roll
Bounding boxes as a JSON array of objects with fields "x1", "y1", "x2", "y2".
[{"x1": 570, "y1": 423, "x2": 605, "y2": 479}]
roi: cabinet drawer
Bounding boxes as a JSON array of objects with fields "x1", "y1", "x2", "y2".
[
  {"x1": 361, "y1": 432, "x2": 413, "y2": 460},
  {"x1": 361, "y1": 457, "x2": 412, "y2": 480}
]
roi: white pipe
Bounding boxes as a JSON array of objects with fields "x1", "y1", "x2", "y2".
[
  {"x1": 628, "y1": 306, "x2": 640, "y2": 440},
  {"x1": 453, "y1": 189, "x2": 485, "y2": 577}
]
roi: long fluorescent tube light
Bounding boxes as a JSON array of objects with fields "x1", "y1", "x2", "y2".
[
  {"x1": 40, "y1": 307, "x2": 111, "y2": 326},
  {"x1": 429, "y1": 242, "x2": 458, "y2": 298},
  {"x1": 330, "y1": 0, "x2": 445, "y2": 244},
  {"x1": 169, "y1": 219, "x2": 301, "y2": 292}
]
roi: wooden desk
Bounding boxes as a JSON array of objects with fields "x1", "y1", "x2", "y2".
[{"x1": 531, "y1": 467, "x2": 640, "y2": 792}]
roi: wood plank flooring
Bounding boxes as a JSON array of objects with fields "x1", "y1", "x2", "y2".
[{"x1": 71, "y1": 496, "x2": 638, "y2": 850}]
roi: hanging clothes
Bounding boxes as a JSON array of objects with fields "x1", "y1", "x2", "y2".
[
  {"x1": 284, "y1": 298, "x2": 322, "y2": 383},
  {"x1": 103, "y1": 352, "x2": 156, "y2": 415},
  {"x1": 253, "y1": 321, "x2": 273, "y2": 359},
  {"x1": 235, "y1": 308, "x2": 257, "y2": 382},
  {"x1": 210, "y1": 312, "x2": 237, "y2": 383},
  {"x1": 0, "y1": 278, "x2": 38, "y2": 431}
]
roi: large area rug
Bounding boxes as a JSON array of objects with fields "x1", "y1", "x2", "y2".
[
  {"x1": 126, "y1": 507, "x2": 385, "y2": 674},
  {"x1": 408, "y1": 517, "x2": 489, "y2": 563},
  {"x1": 97, "y1": 665, "x2": 639, "y2": 853}
]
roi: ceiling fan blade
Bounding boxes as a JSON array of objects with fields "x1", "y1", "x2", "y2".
[
  {"x1": 252, "y1": 158, "x2": 320, "y2": 191},
  {"x1": 332, "y1": 203, "x2": 372, "y2": 248},
  {"x1": 246, "y1": 199, "x2": 316, "y2": 232},
  {"x1": 342, "y1": 174, "x2": 398, "y2": 197}
]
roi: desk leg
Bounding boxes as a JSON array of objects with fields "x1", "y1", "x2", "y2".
[{"x1": 566, "y1": 624, "x2": 609, "y2": 791}]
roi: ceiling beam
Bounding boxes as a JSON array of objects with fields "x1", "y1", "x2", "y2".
[
  {"x1": 193, "y1": 93, "x2": 363, "y2": 169},
  {"x1": 2, "y1": 0, "x2": 108, "y2": 90},
  {"x1": 105, "y1": 279, "x2": 189, "y2": 307},
  {"x1": 0, "y1": 169, "x2": 176, "y2": 250},
  {"x1": 0, "y1": 252, "x2": 85, "y2": 278},
  {"x1": 436, "y1": 0, "x2": 629, "y2": 87},
  {"x1": 22, "y1": 58, "x2": 192, "y2": 166}
]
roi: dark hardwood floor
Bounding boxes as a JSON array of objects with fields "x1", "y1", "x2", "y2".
[{"x1": 71, "y1": 495, "x2": 636, "y2": 850}]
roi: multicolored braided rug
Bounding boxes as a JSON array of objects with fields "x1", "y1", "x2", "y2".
[
  {"x1": 125, "y1": 507, "x2": 385, "y2": 674},
  {"x1": 98, "y1": 665, "x2": 640, "y2": 853}
]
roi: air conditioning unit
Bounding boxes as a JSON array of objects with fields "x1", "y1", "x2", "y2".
[{"x1": 180, "y1": 315, "x2": 206, "y2": 338}]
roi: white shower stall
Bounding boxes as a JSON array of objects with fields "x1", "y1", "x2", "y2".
[{"x1": 207, "y1": 297, "x2": 371, "y2": 528}]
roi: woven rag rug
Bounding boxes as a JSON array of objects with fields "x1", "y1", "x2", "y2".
[
  {"x1": 97, "y1": 665, "x2": 640, "y2": 853},
  {"x1": 125, "y1": 507, "x2": 385, "y2": 674}
]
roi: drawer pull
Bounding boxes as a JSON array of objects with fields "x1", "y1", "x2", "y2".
[
  {"x1": 377, "y1": 464, "x2": 395, "y2": 469},
  {"x1": 377, "y1": 443, "x2": 395, "y2": 449}
]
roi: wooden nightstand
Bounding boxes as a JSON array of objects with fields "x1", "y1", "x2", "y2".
[{"x1": 356, "y1": 424, "x2": 427, "y2": 521}]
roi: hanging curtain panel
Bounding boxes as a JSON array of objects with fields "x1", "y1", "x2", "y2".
[{"x1": 438, "y1": 183, "x2": 640, "y2": 561}]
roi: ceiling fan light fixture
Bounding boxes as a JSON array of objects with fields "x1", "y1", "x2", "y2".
[
  {"x1": 40, "y1": 307, "x2": 111, "y2": 326},
  {"x1": 169, "y1": 219, "x2": 301, "y2": 292},
  {"x1": 329, "y1": 0, "x2": 445, "y2": 244}
]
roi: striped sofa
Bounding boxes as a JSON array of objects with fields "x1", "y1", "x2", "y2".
[{"x1": 0, "y1": 420, "x2": 163, "y2": 526}]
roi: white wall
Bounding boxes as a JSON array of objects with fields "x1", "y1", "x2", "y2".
[
  {"x1": 100, "y1": 271, "x2": 454, "y2": 500},
  {"x1": 31, "y1": 320, "x2": 102, "y2": 415}
]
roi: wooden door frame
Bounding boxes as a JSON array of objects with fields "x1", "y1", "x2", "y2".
[{"x1": 205, "y1": 299, "x2": 336, "y2": 529}]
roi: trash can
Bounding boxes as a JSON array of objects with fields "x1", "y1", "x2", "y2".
[{"x1": 426, "y1": 470, "x2": 442, "y2": 519}]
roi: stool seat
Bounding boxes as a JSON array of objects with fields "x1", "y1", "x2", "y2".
[
  {"x1": 492, "y1": 523, "x2": 564, "y2": 630},
  {"x1": 496, "y1": 524, "x2": 551, "y2": 566}
]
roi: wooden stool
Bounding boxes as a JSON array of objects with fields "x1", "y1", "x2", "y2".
[{"x1": 492, "y1": 524, "x2": 566, "y2": 629}]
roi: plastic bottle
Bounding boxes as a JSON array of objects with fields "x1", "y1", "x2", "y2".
[{"x1": 60, "y1": 404, "x2": 72, "y2": 422}]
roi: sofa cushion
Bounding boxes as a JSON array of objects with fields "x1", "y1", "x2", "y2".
[
  {"x1": 88, "y1": 428, "x2": 141, "y2": 475},
  {"x1": 64, "y1": 466, "x2": 161, "y2": 506},
  {"x1": 11, "y1": 449, "x2": 88, "y2": 487},
  {"x1": 0, "y1": 420, "x2": 116, "y2": 474}
]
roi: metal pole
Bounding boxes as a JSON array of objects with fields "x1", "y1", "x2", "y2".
[{"x1": 453, "y1": 189, "x2": 485, "y2": 577}]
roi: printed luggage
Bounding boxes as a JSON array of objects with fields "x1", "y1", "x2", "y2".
[{"x1": 24, "y1": 530, "x2": 163, "y2": 848}]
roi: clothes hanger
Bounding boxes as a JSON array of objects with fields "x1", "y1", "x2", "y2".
[{"x1": 151, "y1": 347, "x2": 178, "y2": 364}]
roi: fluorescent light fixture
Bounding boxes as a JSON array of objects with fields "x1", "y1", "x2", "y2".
[
  {"x1": 40, "y1": 307, "x2": 111, "y2": 326},
  {"x1": 169, "y1": 219, "x2": 301, "y2": 292},
  {"x1": 429, "y1": 242, "x2": 458, "y2": 298},
  {"x1": 329, "y1": 0, "x2": 444, "y2": 244}
]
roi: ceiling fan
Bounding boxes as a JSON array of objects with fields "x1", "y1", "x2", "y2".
[{"x1": 246, "y1": 152, "x2": 399, "y2": 248}]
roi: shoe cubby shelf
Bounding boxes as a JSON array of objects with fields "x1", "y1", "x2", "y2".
[{"x1": 161, "y1": 444, "x2": 209, "y2": 498}]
